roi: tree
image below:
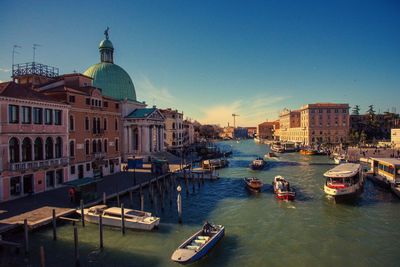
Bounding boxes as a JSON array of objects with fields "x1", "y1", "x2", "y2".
[
  {"x1": 366, "y1": 105, "x2": 375, "y2": 116},
  {"x1": 352, "y1": 105, "x2": 360, "y2": 115}
]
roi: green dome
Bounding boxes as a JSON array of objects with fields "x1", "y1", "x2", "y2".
[
  {"x1": 99, "y1": 39, "x2": 113, "y2": 49},
  {"x1": 84, "y1": 62, "x2": 136, "y2": 101}
]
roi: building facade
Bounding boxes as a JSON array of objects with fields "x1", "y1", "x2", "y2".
[
  {"x1": 257, "y1": 121, "x2": 279, "y2": 140},
  {"x1": 160, "y1": 109, "x2": 184, "y2": 150},
  {"x1": 0, "y1": 82, "x2": 69, "y2": 202},
  {"x1": 183, "y1": 120, "x2": 195, "y2": 146},
  {"x1": 38, "y1": 74, "x2": 122, "y2": 179},
  {"x1": 392, "y1": 129, "x2": 400, "y2": 148},
  {"x1": 279, "y1": 103, "x2": 350, "y2": 145}
]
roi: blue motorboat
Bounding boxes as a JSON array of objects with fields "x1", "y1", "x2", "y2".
[
  {"x1": 171, "y1": 222, "x2": 225, "y2": 264},
  {"x1": 249, "y1": 157, "x2": 266, "y2": 170}
]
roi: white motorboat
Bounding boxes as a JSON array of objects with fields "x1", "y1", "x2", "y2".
[
  {"x1": 334, "y1": 155, "x2": 347, "y2": 164},
  {"x1": 323, "y1": 163, "x2": 363, "y2": 200},
  {"x1": 76, "y1": 205, "x2": 160, "y2": 231}
]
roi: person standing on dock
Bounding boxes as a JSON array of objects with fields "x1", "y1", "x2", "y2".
[{"x1": 69, "y1": 187, "x2": 76, "y2": 203}]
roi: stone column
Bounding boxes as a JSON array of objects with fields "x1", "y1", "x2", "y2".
[
  {"x1": 160, "y1": 126, "x2": 165, "y2": 151},
  {"x1": 137, "y1": 126, "x2": 142, "y2": 154},
  {"x1": 149, "y1": 126, "x2": 153, "y2": 153},
  {"x1": 127, "y1": 126, "x2": 132, "y2": 154},
  {"x1": 142, "y1": 126, "x2": 150, "y2": 153}
]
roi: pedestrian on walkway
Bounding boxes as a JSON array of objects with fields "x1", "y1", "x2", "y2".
[{"x1": 69, "y1": 187, "x2": 76, "y2": 203}]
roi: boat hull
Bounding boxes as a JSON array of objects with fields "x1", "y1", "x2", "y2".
[
  {"x1": 324, "y1": 183, "x2": 363, "y2": 200},
  {"x1": 244, "y1": 178, "x2": 263, "y2": 191},
  {"x1": 275, "y1": 191, "x2": 296, "y2": 201}
]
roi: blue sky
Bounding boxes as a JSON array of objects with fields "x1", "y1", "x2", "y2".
[{"x1": 0, "y1": 0, "x2": 399, "y2": 126}]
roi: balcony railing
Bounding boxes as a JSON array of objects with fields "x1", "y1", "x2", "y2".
[
  {"x1": 9, "y1": 158, "x2": 69, "y2": 171},
  {"x1": 94, "y1": 152, "x2": 106, "y2": 159}
]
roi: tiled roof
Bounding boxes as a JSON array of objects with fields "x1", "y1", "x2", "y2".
[
  {"x1": 0, "y1": 82, "x2": 62, "y2": 104},
  {"x1": 126, "y1": 108, "x2": 157, "y2": 118}
]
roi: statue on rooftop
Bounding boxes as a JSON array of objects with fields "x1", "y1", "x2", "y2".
[{"x1": 104, "y1": 27, "x2": 110, "y2": 40}]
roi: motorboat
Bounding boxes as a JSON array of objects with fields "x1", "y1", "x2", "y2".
[
  {"x1": 249, "y1": 157, "x2": 266, "y2": 170},
  {"x1": 171, "y1": 222, "x2": 225, "y2": 264},
  {"x1": 202, "y1": 159, "x2": 229, "y2": 169},
  {"x1": 299, "y1": 149, "x2": 318, "y2": 155},
  {"x1": 271, "y1": 144, "x2": 284, "y2": 153},
  {"x1": 273, "y1": 176, "x2": 295, "y2": 201},
  {"x1": 244, "y1": 177, "x2": 263, "y2": 191},
  {"x1": 334, "y1": 155, "x2": 347, "y2": 164},
  {"x1": 323, "y1": 163, "x2": 363, "y2": 200},
  {"x1": 76, "y1": 205, "x2": 160, "y2": 231}
]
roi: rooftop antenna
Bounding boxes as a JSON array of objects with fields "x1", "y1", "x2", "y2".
[
  {"x1": 33, "y1": 44, "x2": 41, "y2": 62},
  {"x1": 232, "y1": 113, "x2": 239, "y2": 129},
  {"x1": 152, "y1": 97, "x2": 156, "y2": 107}
]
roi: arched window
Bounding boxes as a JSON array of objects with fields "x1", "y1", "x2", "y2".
[
  {"x1": 69, "y1": 140, "x2": 75, "y2": 157},
  {"x1": 97, "y1": 140, "x2": 102, "y2": 152},
  {"x1": 172, "y1": 123, "x2": 176, "y2": 129},
  {"x1": 115, "y1": 119, "x2": 118, "y2": 130},
  {"x1": 69, "y1": 115, "x2": 74, "y2": 131},
  {"x1": 9, "y1": 137, "x2": 20, "y2": 163},
  {"x1": 85, "y1": 117, "x2": 89, "y2": 131},
  {"x1": 93, "y1": 118, "x2": 97, "y2": 133},
  {"x1": 115, "y1": 138, "x2": 119, "y2": 152},
  {"x1": 92, "y1": 140, "x2": 97, "y2": 153},
  {"x1": 34, "y1": 137, "x2": 43, "y2": 160},
  {"x1": 97, "y1": 118, "x2": 101, "y2": 133},
  {"x1": 45, "y1": 137, "x2": 54, "y2": 159},
  {"x1": 22, "y1": 138, "x2": 32, "y2": 162},
  {"x1": 85, "y1": 140, "x2": 90, "y2": 155},
  {"x1": 104, "y1": 139, "x2": 108, "y2": 153},
  {"x1": 103, "y1": 118, "x2": 107, "y2": 131},
  {"x1": 55, "y1": 137, "x2": 62, "y2": 158}
]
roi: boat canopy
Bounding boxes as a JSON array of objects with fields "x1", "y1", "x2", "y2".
[{"x1": 323, "y1": 163, "x2": 361, "y2": 178}]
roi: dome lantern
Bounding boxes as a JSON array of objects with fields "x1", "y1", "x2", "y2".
[{"x1": 99, "y1": 27, "x2": 114, "y2": 63}]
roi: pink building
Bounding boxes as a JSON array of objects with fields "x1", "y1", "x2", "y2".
[{"x1": 0, "y1": 82, "x2": 70, "y2": 202}]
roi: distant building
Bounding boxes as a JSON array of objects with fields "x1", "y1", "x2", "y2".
[
  {"x1": 246, "y1": 127, "x2": 257, "y2": 138},
  {"x1": 160, "y1": 109, "x2": 184, "y2": 150},
  {"x1": 257, "y1": 121, "x2": 279, "y2": 141},
  {"x1": 350, "y1": 112, "x2": 400, "y2": 141},
  {"x1": 183, "y1": 120, "x2": 195, "y2": 146},
  {"x1": 279, "y1": 103, "x2": 350, "y2": 145},
  {"x1": 0, "y1": 82, "x2": 69, "y2": 202},
  {"x1": 220, "y1": 126, "x2": 234, "y2": 139},
  {"x1": 392, "y1": 129, "x2": 400, "y2": 148},
  {"x1": 234, "y1": 127, "x2": 249, "y2": 139}
]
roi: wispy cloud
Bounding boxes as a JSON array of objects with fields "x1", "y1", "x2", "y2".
[
  {"x1": 198, "y1": 94, "x2": 290, "y2": 126},
  {"x1": 136, "y1": 74, "x2": 176, "y2": 106},
  {"x1": 0, "y1": 67, "x2": 11, "y2": 73}
]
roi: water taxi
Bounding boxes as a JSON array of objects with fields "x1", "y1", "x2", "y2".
[
  {"x1": 76, "y1": 205, "x2": 160, "y2": 231},
  {"x1": 365, "y1": 158, "x2": 400, "y2": 190},
  {"x1": 244, "y1": 177, "x2": 263, "y2": 192},
  {"x1": 270, "y1": 143, "x2": 285, "y2": 153},
  {"x1": 273, "y1": 176, "x2": 295, "y2": 201},
  {"x1": 171, "y1": 222, "x2": 224, "y2": 264},
  {"x1": 323, "y1": 163, "x2": 363, "y2": 200},
  {"x1": 249, "y1": 157, "x2": 266, "y2": 170}
]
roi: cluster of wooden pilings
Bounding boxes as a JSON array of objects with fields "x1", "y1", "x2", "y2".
[{"x1": 9, "y1": 167, "x2": 213, "y2": 267}]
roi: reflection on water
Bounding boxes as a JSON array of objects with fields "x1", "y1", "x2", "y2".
[{"x1": 19, "y1": 140, "x2": 400, "y2": 267}]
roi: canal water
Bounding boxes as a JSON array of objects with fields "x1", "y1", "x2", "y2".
[{"x1": 16, "y1": 140, "x2": 400, "y2": 267}]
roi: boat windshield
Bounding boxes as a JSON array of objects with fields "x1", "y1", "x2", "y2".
[{"x1": 326, "y1": 177, "x2": 353, "y2": 188}]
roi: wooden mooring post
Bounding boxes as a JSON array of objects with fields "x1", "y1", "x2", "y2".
[
  {"x1": 121, "y1": 203, "x2": 125, "y2": 235},
  {"x1": 177, "y1": 185, "x2": 182, "y2": 224},
  {"x1": 129, "y1": 190, "x2": 133, "y2": 206},
  {"x1": 80, "y1": 200, "x2": 85, "y2": 227},
  {"x1": 40, "y1": 245, "x2": 46, "y2": 267},
  {"x1": 52, "y1": 209, "x2": 57, "y2": 241},
  {"x1": 117, "y1": 193, "x2": 120, "y2": 207},
  {"x1": 140, "y1": 193, "x2": 144, "y2": 211},
  {"x1": 73, "y1": 223, "x2": 80, "y2": 267},
  {"x1": 99, "y1": 214, "x2": 103, "y2": 249},
  {"x1": 103, "y1": 192, "x2": 107, "y2": 205},
  {"x1": 184, "y1": 170, "x2": 189, "y2": 196},
  {"x1": 24, "y1": 219, "x2": 29, "y2": 255}
]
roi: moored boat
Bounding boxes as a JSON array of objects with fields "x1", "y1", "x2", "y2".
[
  {"x1": 323, "y1": 163, "x2": 363, "y2": 200},
  {"x1": 264, "y1": 152, "x2": 277, "y2": 158},
  {"x1": 299, "y1": 149, "x2": 317, "y2": 155},
  {"x1": 76, "y1": 205, "x2": 160, "y2": 231},
  {"x1": 171, "y1": 222, "x2": 225, "y2": 264},
  {"x1": 244, "y1": 177, "x2": 263, "y2": 191},
  {"x1": 334, "y1": 155, "x2": 347, "y2": 164},
  {"x1": 365, "y1": 158, "x2": 400, "y2": 189},
  {"x1": 273, "y1": 176, "x2": 295, "y2": 201},
  {"x1": 390, "y1": 180, "x2": 400, "y2": 198},
  {"x1": 249, "y1": 157, "x2": 266, "y2": 170},
  {"x1": 271, "y1": 144, "x2": 285, "y2": 153}
]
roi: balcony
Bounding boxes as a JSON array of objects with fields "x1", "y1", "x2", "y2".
[
  {"x1": 92, "y1": 128, "x2": 105, "y2": 136},
  {"x1": 9, "y1": 158, "x2": 69, "y2": 172},
  {"x1": 94, "y1": 152, "x2": 106, "y2": 159}
]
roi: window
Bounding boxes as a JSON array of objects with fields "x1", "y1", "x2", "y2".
[
  {"x1": 69, "y1": 95, "x2": 75, "y2": 103},
  {"x1": 10, "y1": 176, "x2": 21, "y2": 196},
  {"x1": 69, "y1": 115, "x2": 74, "y2": 131},
  {"x1": 115, "y1": 103, "x2": 119, "y2": 109},
  {"x1": 22, "y1": 138, "x2": 32, "y2": 162},
  {"x1": 9, "y1": 137, "x2": 20, "y2": 163},
  {"x1": 9, "y1": 105, "x2": 19, "y2": 123},
  {"x1": 115, "y1": 138, "x2": 119, "y2": 152},
  {"x1": 103, "y1": 118, "x2": 107, "y2": 130},
  {"x1": 56, "y1": 169, "x2": 64, "y2": 184},
  {"x1": 34, "y1": 137, "x2": 43, "y2": 160},
  {"x1": 46, "y1": 171, "x2": 55, "y2": 188},
  {"x1": 92, "y1": 140, "x2": 97, "y2": 153},
  {"x1": 86, "y1": 163, "x2": 90, "y2": 171},
  {"x1": 85, "y1": 98, "x2": 90, "y2": 105},
  {"x1": 85, "y1": 140, "x2": 90, "y2": 155},
  {"x1": 69, "y1": 141, "x2": 75, "y2": 157},
  {"x1": 104, "y1": 139, "x2": 108, "y2": 153},
  {"x1": 93, "y1": 118, "x2": 97, "y2": 133},
  {"x1": 103, "y1": 101, "x2": 108, "y2": 108},
  {"x1": 33, "y1": 108, "x2": 43, "y2": 124},
  {"x1": 97, "y1": 140, "x2": 102, "y2": 152},
  {"x1": 115, "y1": 119, "x2": 118, "y2": 130},
  {"x1": 45, "y1": 137, "x2": 54, "y2": 159},
  {"x1": 54, "y1": 110, "x2": 62, "y2": 125},
  {"x1": 45, "y1": 109, "x2": 53, "y2": 125},
  {"x1": 55, "y1": 137, "x2": 62, "y2": 158},
  {"x1": 70, "y1": 165, "x2": 76, "y2": 175},
  {"x1": 343, "y1": 109, "x2": 347, "y2": 113},
  {"x1": 92, "y1": 99, "x2": 95, "y2": 106},
  {"x1": 335, "y1": 109, "x2": 339, "y2": 113},
  {"x1": 85, "y1": 117, "x2": 89, "y2": 130},
  {"x1": 22, "y1": 106, "x2": 31, "y2": 124}
]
